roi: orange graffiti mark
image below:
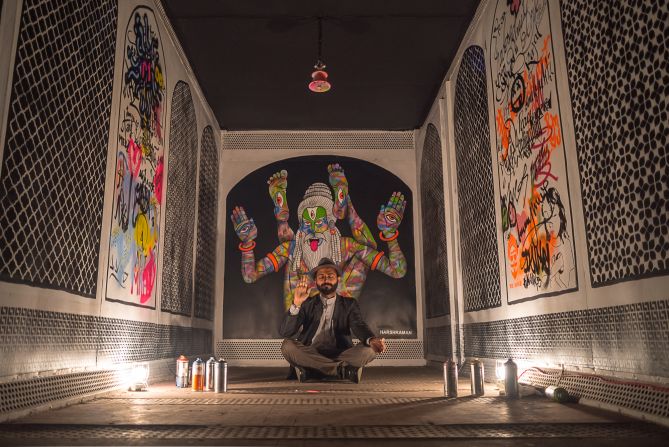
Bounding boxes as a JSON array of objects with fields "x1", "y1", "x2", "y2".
[
  {"x1": 544, "y1": 112, "x2": 561, "y2": 149},
  {"x1": 497, "y1": 109, "x2": 510, "y2": 159},
  {"x1": 508, "y1": 234, "x2": 522, "y2": 280}
]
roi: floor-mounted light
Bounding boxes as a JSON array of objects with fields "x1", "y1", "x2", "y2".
[{"x1": 309, "y1": 17, "x2": 331, "y2": 93}]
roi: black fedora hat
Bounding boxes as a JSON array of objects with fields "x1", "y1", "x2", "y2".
[{"x1": 308, "y1": 257, "x2": 342, "y2": 280}]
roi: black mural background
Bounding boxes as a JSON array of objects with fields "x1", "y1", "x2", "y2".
[{"x1": 223, "y1": 155, "x2": 416, "y2": 339}]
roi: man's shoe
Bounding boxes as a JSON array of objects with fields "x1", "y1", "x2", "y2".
[
  {"x1": 286, "y1": 366, "x2": 297, "y2": 380},
  {"x1": 294, "y1": 366, "x2": 308, "y2": 383},
  {"x1": 343, "y1": 365, "x2": 363, "y2": 384}
]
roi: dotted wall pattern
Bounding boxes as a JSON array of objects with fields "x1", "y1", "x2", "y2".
[
  {"x1": 0, "y1": 0, "x2": 117, "y2": 297},
  {"x1": 217, "y1": 340, "x2": 424, "y2": 361},
  {"x1": 0, "y1": 306, "x2": 212, "y2": 377},
  {"x1": 161, "y1": 81, "x2": 198, "y2": 315},
  {"x1": 521, "y1": 367, "x2": 669, "y2": 420},
  {"x1": 464, "y1": 298, "x2": 669, "y2": 376},
  {"x1": 222, "y1": 131, "x2": 414, "y2": 151},
  {"x1": 560, "y1": 0, "x2": 669, "y2": 286},
  {"x1": 194, "y1": 126, "x2": 218, "y2": 320},
  {"x1": 453, "y1": 46, "x2": 501, "y2": 312},
  {"x1": 426, "y1": 325, "x2": 453, "y2": 359},
  {"x1": 421, "y1": 124, "x2": 450, "y2": 318}
]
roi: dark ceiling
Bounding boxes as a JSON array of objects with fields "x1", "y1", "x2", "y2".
[{"x1": 161, "y1": 1, "x2": 480, "y2": 131}]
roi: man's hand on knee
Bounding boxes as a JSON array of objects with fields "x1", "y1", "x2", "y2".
[{"x1": 369, "y1": 337, "x2": 386, "y2": 354}]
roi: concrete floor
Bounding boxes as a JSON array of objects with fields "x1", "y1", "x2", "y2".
[{"x1": 1, "y1": 367, "x2": 668, "y2": 446}]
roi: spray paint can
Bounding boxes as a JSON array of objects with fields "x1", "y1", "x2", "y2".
[
  {"x1": 504, "y1": 358, "x2": 519, "y2": 399},
  {"x1": 545, "y1": 385, "x2": 570, "y2": 403},
  {"x1": 214, "y1": 358, "x2": 228, "y2": 393},
  {"x1": 470, "y1": 359, "x2": 485, "y2": 396},
  {"x1": 192, "y1": 358, "x2": 204, "y2": 391},
  {"x1": 176, "y1": 355, "x2": 189, "y2": 388},
  {"x1": 443, "y1": 358, "x2": 458, "y2": 398},
  {"x1": 205, "y1": 357, "x2": 216, "y2": 391}
]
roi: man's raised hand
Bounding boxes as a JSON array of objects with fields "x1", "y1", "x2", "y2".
[{"x1": 293, "y1": 275, "x2": 311, "y2": 308}]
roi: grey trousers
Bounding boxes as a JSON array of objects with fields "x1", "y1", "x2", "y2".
[{"x1": 281, "y1": 339, "x2": 377, "y2": 376}]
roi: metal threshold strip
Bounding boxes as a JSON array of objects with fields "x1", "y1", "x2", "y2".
[{"x1": 0, "y1": 423, "x2": 664, "y2": 440}]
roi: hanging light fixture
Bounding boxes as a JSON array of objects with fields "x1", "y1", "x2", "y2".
[{"x1": 309, "y1": 17, "x2": 331, "y2": 93}]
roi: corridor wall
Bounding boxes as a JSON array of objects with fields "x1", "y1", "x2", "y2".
[
  {"x1": 419, "y1": 0, "x2": 668, "y2": 422},
  {"x1": 0, "y1": 0, "x2": 220, "y2": 419},
  {"x1": 216, "y1": 131, "x2": 425, "y2": 366}
]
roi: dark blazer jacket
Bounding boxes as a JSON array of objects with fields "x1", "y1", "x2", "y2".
[{"x1": 279, "y1": 294, "x2": 375, "y2": 351}]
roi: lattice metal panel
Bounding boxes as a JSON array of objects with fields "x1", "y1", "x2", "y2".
[
  {"x1": 453, "y1": 46, "x2": 501, "y2": 312},
  {"x1": 217, "y1": 340, "x2": 424, "y2": 360},
  {"x1": 464, "y1": 298, "x2": 669, "y2": 376},
  {"x1": 161, "y1": 81, "x2": 198, "y2": 315},
  {"x1": 560, "y1": 0, "x2": 669, "y2": 286},
  {"x1": 0, "y1": 370, "x2": 121, "y2": 414},
  {"x1": 0, "y1": 306, "x2": 212, "y2": 377},
  {"x1": 426, "y1": 325, "x2": 452, "y2": 359},
  {"x1": 222, "y1": 131, "x2": 414, "y2": 151},
  {"x1": 0, "y1": 422, "x2": 662, "y2": 440},
  {"x1": 521, "y1": 367, "x2": 669, "y2": 420},
  {"x1": 194, "y1": 126, "x2": 218, "y2": 320},
  {"x1": 0, "y1": 0, "x2": 117, "y2": 297},
  {"x1": 421, "y1": 124, "x2": 450, "y2": 318}
]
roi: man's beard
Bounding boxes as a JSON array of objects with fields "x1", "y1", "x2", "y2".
[{"x1": 317, "y1": 280, "x2": 338, "y2": 295}]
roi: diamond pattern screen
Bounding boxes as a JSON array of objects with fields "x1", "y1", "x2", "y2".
[
  {"x1": 161, "y1": 81, "x2": 198, "y2": 315},
  {"x1": 421, "y1": 124, "x2": 450, "y2": 318},
  {"x1": 464, "y1": 298, "x2": 669, "y2": 377},
  {"x1": 453, "y1": 46, "x2": 501, "y2": 312},
  {"x1": 0, "y1": 0, "x2": 117, "y2": 297},
  {"x1": 560, "y1": 0, "x2": 669, "y2": 286},
  {"x1": 194, "y1": 126, "x2": 219, "y2": 320}
]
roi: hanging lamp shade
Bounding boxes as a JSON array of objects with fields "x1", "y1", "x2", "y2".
[
  {"x1": 308, "y1": 18, "x2": 331, "y2": 93},
  {"x1": 309, "y1": 61, "x2": 331, "y2": 93}
]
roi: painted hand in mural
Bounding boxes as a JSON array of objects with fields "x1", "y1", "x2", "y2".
[
  {"x1": 377, "y1": 192, "x2": 406, "y2": 238},
  {"x1": 268, "y1": 170, "x2": 295, "y2": 243},
  {"x1": 328, "y1": 164, "x2": 377, "y2": 249},
  {"x1": 230, "y1": 206, "x2": 257, "y2": 244},
  {"x1": 328, "y1": 163, "x2": 348, "y2": 220},
  {"x1": 268, "y1": 170, "x2": 290, "y2": 222}
]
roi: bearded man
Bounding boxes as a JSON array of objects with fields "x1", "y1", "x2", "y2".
[
  {"x1": 279, "y1": 257, "x2": 386, "y2": 383},
  {"x1": 230, "y1": 164, "x2": 407, "y2": 310}
]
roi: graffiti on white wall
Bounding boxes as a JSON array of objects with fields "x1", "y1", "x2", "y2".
[
  {"x1": 106, "y1": 6, "x2": 166, "y2": 307},
  {"x1": 489, "y1": 0, "x2": 577, "y2": 302}
]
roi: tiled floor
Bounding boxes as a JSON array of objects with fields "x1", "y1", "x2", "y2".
[{"x1": 1, "y1": 367, "x2": 667, "y2": 446}]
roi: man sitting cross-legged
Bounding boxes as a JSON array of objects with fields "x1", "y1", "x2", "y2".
[{"x1": 279, "y1": 257, "x2": 387, "y2": 383}]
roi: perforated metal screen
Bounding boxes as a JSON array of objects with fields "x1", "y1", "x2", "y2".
[
  {"x1": 426, "y1": 324, "x2": 452, "y2": 359},
  {"x1": 161, "y1": 81, "x2": 198, "y2": 315},
  {"x1": 0, "y1": 306, "x2": 212, "y2": 377},
  {"x1": 464, "y1": 298, "x2": 669, "y2": 377},
  {"x1": 0, "y1": 0, "x2": 117, "y2": 297},
  {"x1": 421, "y1": 124, "x2": 450, "y2": 319},
  {"x1": 560, "y1": 0, "x2": 669, "y2": 287},
  {"x1": 222, "y1": 131, "x2": 414, "y2": 151},
  {"x1": 453, "y1": 45, "x2": 501, "y2": 312},
  {"x1": 194, "y1": 126, "x2": 218, "y2": 321},
  {"x1": 521, "y1": 366, "x2": 669, "y2": 420},
  {"x1": 217, "y1": 340, "x2": 424, "y2": 361}
]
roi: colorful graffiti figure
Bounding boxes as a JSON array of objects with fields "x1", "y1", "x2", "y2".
[
  {"x1": 231, "y1": 164, "x2": 408, "y2": 309},
  {"x1": 108, "y1": 8, "x2": 165, "y2": 306}
]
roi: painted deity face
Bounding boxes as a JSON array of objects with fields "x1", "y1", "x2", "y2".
[{"x1": 298, "y1": 206, "x2": 333, "y2": 269}]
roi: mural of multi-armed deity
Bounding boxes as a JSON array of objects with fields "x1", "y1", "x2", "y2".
[{"x1": 224, "y1": 156, "x2": 417, "y2": 340}]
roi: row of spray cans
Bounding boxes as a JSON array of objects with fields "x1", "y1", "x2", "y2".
[
  {"x1": 176, "y1": 355, "x2": 228, "y2": 392},
  {"x1": 443, "y1": 358, "x2": 518, "y2": 398}
]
